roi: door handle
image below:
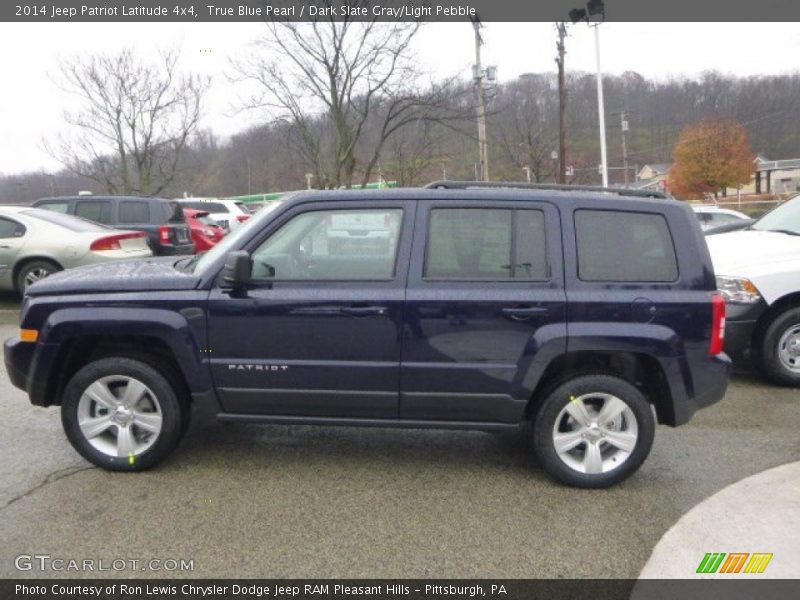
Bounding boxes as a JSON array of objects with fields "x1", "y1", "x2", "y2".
[
  {"x1": 501, "y1": 306, "x2": 547, "y2": 320},
  {"x1": 340, "y1": 305, "x2": 388, "y2": 317}
]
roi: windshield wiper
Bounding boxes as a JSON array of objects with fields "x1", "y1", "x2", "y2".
[
  {"x1": 764, "y1": 228, "x2": 800, "y2": 236},
  {"x1": 175, "y1": 253, "x2": 205, "y2": 273}
]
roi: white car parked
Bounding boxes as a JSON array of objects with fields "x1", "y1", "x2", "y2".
[
  {"x1": 706, "y1": 194, "x2": 800, "y2": 385},
  {"x1": 692, "y1": 205, "x2": 750, "y2": 231},
  {"x1": 176, "y1": 198, "x2": 251, "y2": 232}
]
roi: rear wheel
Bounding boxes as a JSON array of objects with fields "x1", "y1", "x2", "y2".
[
  {"x1": 757, "y1": 307, "x2": 800, "y2": 386},
  {"x1": 532, "y1": 374, "x2": 655, "y2": 488},
  {"x1": 61, "y1": 357, "x2": 187, "y2": 471},
  {"x1": 16, "y1": 259, "x2": 61, "y2": 294}
]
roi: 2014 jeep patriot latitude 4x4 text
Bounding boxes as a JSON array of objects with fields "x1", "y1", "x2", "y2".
[{"x1": 4, "y1": 187, "x2": 730, "y2": 488}]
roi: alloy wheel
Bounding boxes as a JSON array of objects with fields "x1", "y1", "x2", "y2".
[
  {"x1": 552, "y1": 392, "x2": 639, "y2": 475},
  {"x1": 76, "y1": 375, "x2": 163, "y2": 458}
]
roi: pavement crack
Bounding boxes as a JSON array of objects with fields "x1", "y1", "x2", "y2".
[{"x1": 1, "y1": 465, "x2": 96, "y2": 511}]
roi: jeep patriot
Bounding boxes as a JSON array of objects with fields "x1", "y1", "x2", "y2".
[{"x1": 4, "y1": 187, "x2": 730, "y2": 487}]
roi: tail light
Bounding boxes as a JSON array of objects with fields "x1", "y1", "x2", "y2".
[
  {"x1": 710, "y1": 293, "x2": 726, "y2": 355},
  {"x1": 90, "y1": 232, "x2": 147, "y2": 251},
  {"x1": 237, "y1": 214, "x2": 250, "y2": 223},
  {"x1": 159, "y1": 225, "x2": 171, "y2": 243}
]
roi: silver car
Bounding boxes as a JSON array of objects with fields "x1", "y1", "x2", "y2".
[{"x1": 0, "y1": 206, "x2": 152, "y2": 293}]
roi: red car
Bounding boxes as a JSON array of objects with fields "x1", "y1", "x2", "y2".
[{"x1": 182, "y1": 208, "x2": 226, "y2": 251}]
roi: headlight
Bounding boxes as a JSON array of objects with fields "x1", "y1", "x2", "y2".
[
  {"x1": 202, "y1": 228, "x2": 215, "y2": 237},
  {"x1": 716, "y1": 276, "x2": 762, "y2": 304}
]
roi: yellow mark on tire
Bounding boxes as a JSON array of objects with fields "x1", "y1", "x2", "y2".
[{"x1": 128, "y1": 453, "x2": 135, "y2": 465}]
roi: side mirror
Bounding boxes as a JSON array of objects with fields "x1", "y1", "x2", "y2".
[{"x1": 221, "y1": 251, "x2": 252, "y2": 288}]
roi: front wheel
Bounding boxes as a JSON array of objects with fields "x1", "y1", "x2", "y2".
[
  {"x1": 756, "y1": 307, "x2": 800, "y2": 386},
  {"x1": 61, "y1": 357, "x2": 187, "y2": 471},
  {"x1": 532, "y1": 374, "x2": 655, "y2": 488}
]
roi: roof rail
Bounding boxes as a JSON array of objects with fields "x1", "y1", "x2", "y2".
[{"x1": 423, "y1": 180, "x2": 670, "y2": 199}]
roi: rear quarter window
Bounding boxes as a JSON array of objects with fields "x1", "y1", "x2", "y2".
[
  {"x1": 575, "y1": 209, "x2": 678, "y2": 282},
  {"x1": 118, "y1": 201, "x2": 150, "y2": 223}
]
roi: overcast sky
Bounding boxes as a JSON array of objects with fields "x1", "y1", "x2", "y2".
[{"x1": 1, "y1": 21, "x2": 798, "y2": 175}]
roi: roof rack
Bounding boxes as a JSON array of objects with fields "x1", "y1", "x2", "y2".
[{"x1": 424, "y1": 180, "x2": 670, "y2": 199}]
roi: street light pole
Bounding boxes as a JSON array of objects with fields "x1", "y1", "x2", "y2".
[{"x1": 592, "y1": 23, "x2": 608, "y2": 187}]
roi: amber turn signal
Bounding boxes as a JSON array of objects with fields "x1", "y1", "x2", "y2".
[{"x1": 19, "y1": 329, "x2": 39, "y2": 343}]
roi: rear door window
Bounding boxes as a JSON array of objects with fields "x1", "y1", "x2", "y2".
[
  {"x1": 424, "y1": 208, "x2": 548, "y2": 281},
  {"x1": 75, "y1": 200, "x2": 113, "y2": 225},
  {"x1": 575, "y1": 210, "x2": 678, "y2": 282}
]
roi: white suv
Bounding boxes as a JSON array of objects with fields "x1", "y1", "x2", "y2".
[
  {"x1": 706, "y1": 194, "x2": 800, "y2": 385},
  {"x1": 176, "y1": 198, "x2": 251, "y2": 232}
]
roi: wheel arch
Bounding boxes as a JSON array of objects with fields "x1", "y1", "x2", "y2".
[
  {"x1": 12, "y1": 256, "x2": 64, "y2": 292},
  {"x1": 31, "y1": 307, "x2": 213, "y2": 407},
  {"x1": 525, "y1": 351, "x2": 674, "y2": 425},
  {"x1": 752, "y1": 291, "x2": 800, "y2": 349}
]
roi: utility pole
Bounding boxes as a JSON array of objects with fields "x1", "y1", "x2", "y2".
[
  {"x1": 555, "y1": 22, "x2": 568, "y2": 184},
  {"x1": 615, "y1": 110, "x2": 630, "y2": 186},
  {"x1": 472, "y1": 16, "x2": 489, "y2": 181},
  {"x1": 619, "y1": 110, "x2": 628, "y2": 187}
]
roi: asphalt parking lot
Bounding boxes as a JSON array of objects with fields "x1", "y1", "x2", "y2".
[{"x1": 0, "y1": 302, "x2": 798, "y2": 579}]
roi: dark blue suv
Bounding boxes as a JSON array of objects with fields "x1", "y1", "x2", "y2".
[{"x1": 4, "y1": 186, "x2": 730, "y2": 487}]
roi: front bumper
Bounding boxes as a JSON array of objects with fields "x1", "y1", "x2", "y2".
[
  {"x1": 723, "y1": 300, "x2": 768, "y2": 364},
  {"x1": 4, "y1": 336, "x2": 33, "y2": 393}
]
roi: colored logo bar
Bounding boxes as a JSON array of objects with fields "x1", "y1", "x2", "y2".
[{"x1": 696, "y1": 552, "x2": 773, "y2": 574}]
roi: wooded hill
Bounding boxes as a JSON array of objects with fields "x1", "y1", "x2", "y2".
[{"x1": 3, "y1": 70, "x2": 799, "y2": 203}]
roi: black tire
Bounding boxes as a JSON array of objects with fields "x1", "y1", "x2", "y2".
[
  {"x1": 756, "y1": 307, "x2": 800, "y2": 386},
  {"x1": 15, "y1": 259, "x2": 61, "y2": 294},
  {"x1": 61, "y1": 357, "x2": 187, "y2": 471},
  {"x1": 532, "y1": 374, "x2": 655, "y2": 488}
]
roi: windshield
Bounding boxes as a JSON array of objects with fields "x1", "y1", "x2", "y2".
[
  {"x1": 186, "y1": 201, "x2": 283, "y2": 274},
  {"x1": 752, "y1": 194, "x2": 800, "y2": 234}
]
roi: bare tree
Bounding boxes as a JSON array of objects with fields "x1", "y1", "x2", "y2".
[
  {"x1": 50, "y1": 49, "x2": 208, "y2": 195},
  {"x1": 493, "y1": 75, "x2": 559, "y2": 182},
  {"x1": 233, "y1": 8, "x2": 466, "y2": 188}
]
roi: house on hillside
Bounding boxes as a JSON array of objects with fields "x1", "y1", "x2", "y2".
[
  {"x1": 634, "y1": 163, "x2": 671, "y2": 192},
  {"x1": 754, "y1": 155, "x2": 800, "y2": 194},
  {"x1": 637, "y1": 164, "x2": 672, "y2": 181}
]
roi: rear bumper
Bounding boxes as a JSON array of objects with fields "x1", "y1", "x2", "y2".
[
  {"x1": 666, "y1": 353, "x2": 731, "y2": 427},
  {"x1": 154, "y1": 242, "x2": 195, "y2": 256}
]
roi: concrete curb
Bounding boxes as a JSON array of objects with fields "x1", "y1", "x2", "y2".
[{"x1": 638, "y1": 460, "x2": 800, "y2": 579}]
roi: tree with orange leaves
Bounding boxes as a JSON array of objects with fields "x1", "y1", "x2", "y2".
[{"x1": 668, "y1": 118, "x2": 754, "y2": 198}]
